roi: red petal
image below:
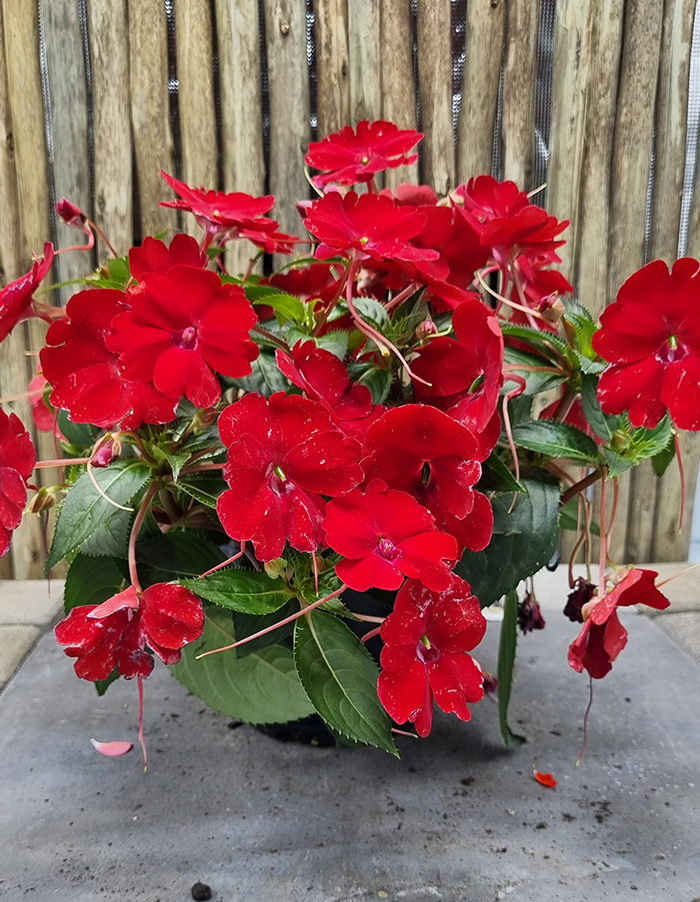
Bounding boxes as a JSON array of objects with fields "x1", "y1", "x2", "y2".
[
  {"x1": 89, "y1": 739, "x2": 133, "y2": 757},
  {"x1": 140, "y1": 583, "x2": 204, "y2": 649},
  {"x1": 533, "y1": 769, "x2": 557, "y2": 788}
]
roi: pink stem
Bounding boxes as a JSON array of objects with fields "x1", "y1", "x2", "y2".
[
  {"x1": 196, "y1": 583, "x2": 348, "y2": 659},
  {"x1": 86, "y1": 219, "x2": 118, "y2": 258},
  {"x1": 384, "y1": 281, "x2": 419, "y2": 313},
  {"x1": 502, "y1": 374, "x2": 526, "y2": 486},
  {"x1": 54, "y1": 231, "x2": 95, "y2": 255},
  {"x1": 360, "y1": 626, "x2": 382, "y2": 645},
  {"x1": 34, "y1": 457, "x2": 89, "y2": 469},
  {"x1": 598, "y1": 471, "x2": 608, "y2": 597},
  {"x1": 576, "y1": 675, "x2": 594, "y2": 767},
  {"x1": 676, "y1": 432, "x2": 685, "y2": 534},
  {"x1": 476, "y1": 269, "x2": 548, "y2": 324},
  {"x1": 128, "y1": 483, "x2": 159, "y2": 593},
  {"x1": 198, "y1": 544, "x2": 246, "y2": 579}
]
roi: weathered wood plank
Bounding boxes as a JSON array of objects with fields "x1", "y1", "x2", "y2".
[
  {"x1": 88, "y1": 0, "x2": 133, "y2": 257},
  {"x1": 501, "y1": 0, "x2": 539, "y2": 190},
  {"x1": 571, "y1": 0, "x2": 624, "y2": 317},
  {"x1": 548, "y1": 1, "x2": 596, "y2": 284},
  {"x1": 457, "y1": 0, "x2": 505, "y2": 182},
  {"x1": 216, "y1": 0, "x2": 265, "y2": 276},
  {"x1": 176, "y1": 0, "x2": 218, "y2": 238},
  {"x1": 416, "y1": 0, "x2": 454, "y2": 194},
  {"x1": 315, "y1": 0, "x2": 351, "y2": 138},
  {"x1": 1, "y1": 1, "x2": 53, "y2": 578},
  {"x1": 265, "y1": 0, "x2": 310, "y2": 239},
  {"x1": 652, "y1": 430, "x2": 700, "y2": 561},
  {"x1": 380, "y1": 0, "x2": 418, "y2": 189},
  {"x1": 348, "y1": 0, "x2": 381, "y2": 123},
  {"x1": 42, "y1": 0, "x2": 91, "y2": 303},
  {"x1": 129, "y1": 0, "x2": 177, "y2": 239}
]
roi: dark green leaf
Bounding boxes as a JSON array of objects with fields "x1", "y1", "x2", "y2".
[
  {"x1": 558, "y1": 499, "x2": 600, "y2": 537},
  {"x1": 502, "y1": 347, "x2": 566, "y2": 396},
  {"x1": 346, "y1": 296, "x2": 391, "y2": 330},
  {"x1": 135, "y1": 533, "x2": 226, "y2": 588},
  {"x1": 56, "y1": 411, "x2": 97, "y2": 447},
  {"x1": 63, "y1": 553, "x2": 126, "y2": 613},
  {"x1": 177, "y1": 474, "x2": 227, "y2": 509},
  {"x1": 79, "y1": 508, "x2": 132, "y2": 558},
  {"x1": 172, "y1": 606, "x2": 314, "y2": 724},
  {"x1": 163, "y1": 450, "x2": 191, "y2": 482},
  {"x1": 457, "y1": 476, "x2": 561, "y2": 606},
  {"x1": 651, "y1": 434, "x2": 676, "y2": 476},
  {"x1": 284, "y1": 326, "x2": 349, "y2": 360},
  {"x1": 479, "y1": 454, "x2": 526, "y2": 494},
  {"x1": 95, "y1": 670, "x2": 120, "y2": 696},
  {"x1": 46, "y1": 461, "x2": 151, "y2": 573},
  {"x1": 580, "y1": 374, "x2": 619, "y2": 442},
  {"x1": 499, "y1": 322, "x2": 568, "y2": 359},
  {"x1": 357, "y1": 366, "x2": 393, "y2": 404},
  {"x1": 232, "y1": 600, "x2": 298, "y2": 657},
  {"x1": 182, "y1": 568, "x2": 294, "y2": 614},
  {"x1": 601, "y1": 447, "x2": 636, "y2": 478},
  {"x1": 497, "y1": 591, "x2": 526, "y2": 748},
  {"x1": 229, "y1": 352, "x2": 290, "y2": 397},
  {"x1": 511, "y1": 420, "x2": 599, "y2": 463},
  {"x1": 294, "y1": 610, "x2": 397, "y2": 754}
]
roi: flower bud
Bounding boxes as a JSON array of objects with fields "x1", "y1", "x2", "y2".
[
  {"x1": 90, "y1": 434, "x2": 122, "y2": 468},
  {"x1": 56, "y1": 198, "x2": 90, "y2": 234},
  {"x1": 538, "y1": 295, "x2": 565, "y2": 325},
  {"x1": 27, "y1": 486, "x2": 57, "y2": 514},
  {"x1": 264, "y1": 557, "x2": 288, "y2": 580},
  {"x1": 192, "y1": 407, "x2": 219, "y2": 434},
  {"x1": 415, "y1": 319, "x2": 438, "y2": 341}
]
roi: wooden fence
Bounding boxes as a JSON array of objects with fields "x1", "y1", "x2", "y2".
[{"x1": 1, "y1": 0, "x2": 699, "y2": 578}]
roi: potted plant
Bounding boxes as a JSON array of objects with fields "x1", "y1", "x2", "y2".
[{"x1": 0, "y1": 120, "x2": 686, "y2": 765}]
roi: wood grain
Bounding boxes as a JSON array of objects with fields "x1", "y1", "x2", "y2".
[
  {"x1": 416, "y1": 0, "x2": 454, "y2": 194},
  {"x1": 348, "y1": 0, "x2": 382, "y2": 123},
  {"x1": 315, "y1": 0, "x2": 351, "y2": 138},
  {"x1": 501, "y1": 0, "x2": 539, "y2": 190},
  {"x1": 380, "y1": 0, "x2": 418, "y2": 189}
]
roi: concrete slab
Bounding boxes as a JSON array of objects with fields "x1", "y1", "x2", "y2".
[
  {"x1": 0, "y1": 624, "x2": 41, "y2": 688},
  {"x1": 654, "y1": 611, "x2": 700, "y2": 663},
  {"x1": 0, "y1": 579, "x2": 64, "y2": 626},
  {"x1": 1, "y1": 583, "x2": 700, "y2": 902}
]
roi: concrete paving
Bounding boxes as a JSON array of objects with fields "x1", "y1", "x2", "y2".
[
  {"x1": 1, "y1": 570, "x2": 700, "y2": 902},
  {"x1": 0, "y1": 580, "x2": 63, "y2": 690}
]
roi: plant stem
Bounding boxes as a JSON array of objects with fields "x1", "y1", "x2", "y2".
[
  {"x1": 34, "y1": 457, "x2": 89, "y2": 469},
  {"x1": 128, "y1": 483, "x2": 159, "y2": 593},
  {"x1": 560, "y1": 469, "x2": 602, "y2": 506}
]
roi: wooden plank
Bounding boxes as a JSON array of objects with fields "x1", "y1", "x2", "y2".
[
  {"x1": 606, "y1": 0, "x2": 663, "y2": 565},
  {"x1": 348, "y1": 0, "x2": 381, "y2": 123},
  {"x1": 215, "y1": 0, "x2": 265, "y2": 276},
  {"x1": 416, "y1": 0, "x2": 454, "y2": 195},
  {"x1": 1, "y1": 1, "x2": 53, "y2": 578},
  {"x1": 571, "y1": 0, "x2": 624, "y2": 318},
  {"x1": 501, "y1": 0, "x2": 539, "y2": 190},
  {"x1": 646, "y1": 0, "x2": 696, "y2": 563},
  {"x1": 315, "y1": 0, "x2": 351, "y2": 138},
  {"x1": 265, "y1": 0, "x2": 310, "y2": 238},
  {"x1": 42, "y1": 0, "x2": 91, "y2": 303},
  {"x1": 547, "y1": 1, "x2": 596, "y2": 284},
  {"x1": 129, "y1": 0, "x2": 177, "y2": 239},
  {"x1": 457, "y1": 0, "x2": 505, "y2": 181},
  {"x1": 176, "y1": 0, "x2": 218, "y2": 238},
  {"x1": 380, "y1": 0, "x2": 418, "y2": 190},
  {"x1": 88, "y1": 0, "x2": 133, "y2": 256}
]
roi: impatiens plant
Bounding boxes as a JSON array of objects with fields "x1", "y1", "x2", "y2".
[{"x1": 2, "y1": 119, "x2": 692, "y2": 764}]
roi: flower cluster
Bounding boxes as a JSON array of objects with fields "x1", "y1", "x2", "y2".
[{"x1": 0, "y1": 118, "x2": 688, "y2": 761}]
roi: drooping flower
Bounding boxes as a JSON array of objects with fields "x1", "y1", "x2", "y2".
[
  {"x1": 568, "y1": 568, "x2": 670, "y2": 679},
  {"x1": 323, "y1": 479, "x2": 458, "y2": 592},
  {"x1": 518, "y1": 593, "x2": 546, "y2": 633},
  {"x1": 40, "y1": 288, "x2": 178, "y2": 429},
  {"x1": 563, "y1": 577, "x2": 596, "y2": 623},
  {"x1": 56, "y1": 198, "x2": 89, "y2": 233},
  {"x1": 305, "y1": 120, "x2": 422, "y2": 188},
  {"x1": 0, "y1": 243, "x2": 54, "y2": 343},
  {"x1": 217, "y1": 392, "x2": 364, "y2": 561},
  {"x1": 377, "y1": 575, "x2": 486, "y2": 737},
  {"x1": 592, "y1": 257, "x2": 700, "y2": 431},
  {"x1": 108, "y1": 265, "x2": 258, "y2": 409},
  {"x1": 55, "y1": 583, "x2": 204, "y2": 682},
  {"x1": 303, "y1": 191, "x2": 440, "y2": 264},
  {"x1": 129, "y1": 233, "x2": 206, "y2": 280},
  {"x1": 0, "y1": 409, "x2": 36, "y2": 558}
]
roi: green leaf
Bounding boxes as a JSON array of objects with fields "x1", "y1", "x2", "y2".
[
  {"x1": 629, "y1": 415, "x2": 674, "y2": 462},
  {"x1": 357, "y1": 366, "x2": 393, "y2": 404},
  {"x1": 497, "y1": 591, "x2": 526, "y2": 748},
  {"x1": 499, "y1": 322, "x2": 568, "y2": 359},
  {"x1": 177, "y1": 474, "x2": 227, "y2": 509},
  {"x1": 135, "y1": 532, "x2": 226, "y2": 588},
  {"x1": 79, "y1": 508, "x2": 132, "y2": 558},
  {"x1": 580, "y1": 374, "x2": 619, "y2": 442},
  {"x1": 182, "y1": 568, "x2": 294, "y2": 614},
  {"x1": 171, "y1": 606, "x2": 315, "y2": 724},
  {"x1": 284, "y1": 326, "x2": 349, "y2": 360},
  {"x1": 601, "y1": 447, "x2": 636, "y2": 478},
  {"x1": 163, "y1": 450, "x2": 191, "y2": 482},
  {"x1": 232, "y1": 600, "x2": 298, "y2": 657},
  {"x1": 229, "y1": 352, "x2": 290, "y2": 397},
  {"x1": 479, "y1": 454, "x2": 526, "y2": 494},
  {"x1": 558, "y1": 498, "x2": 600, "y2": 537},
  {"x1": 46, "y1": 461, "x2": 151, "y2": 573},
  {"x1": 293, "y1": 610, "x2": 397, "y2": 754},
  {"x1": 346, "y1": 296, "x2": 391, "y2": 330},
  {"x1": 564, "y1": 303, "x2": 597, "y2": 359},
  {"x1": 457, "y1": 475, "x2": 560, "y2": 606},
  {"x1": 502, "y1": 347, "x2": 566, "y2": 396},
  {"x1": 94, "y1": 669, "x2": 120, "y2": 696},
  {"x1": 107, "y1": 255, "x2": 131, "y2": 287},
  {"x1": 63, "y1": 553, "x2": 126, "y2": 613},
  {"x1": 511, "y1": 420, "x2": 599, "y2": 463},
  {"x1": 56, "y1": 411, "x2": 97, "y2": 448},
  {"x1": 254, "y1": 292, "x2": 306, "y2": 325},
  {"x1": 651, "y1": 434, "x2": 676, "y2": 476}
]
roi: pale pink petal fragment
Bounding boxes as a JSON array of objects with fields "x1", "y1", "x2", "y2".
[{"x1": 89, "y1": 738, "x2": 133, "y2": 757}]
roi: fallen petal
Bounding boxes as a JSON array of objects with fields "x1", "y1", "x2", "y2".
[
  {"x1": 533, "y1": 768, "x2": 557, "y2": 788},
  {"x1": 89, "y1": 738, "x2": 133, "y2": 757}
]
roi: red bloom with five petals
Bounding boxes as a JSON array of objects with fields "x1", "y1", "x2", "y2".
[
  {"x1": 593, "y1": 257, "x2": 700, "y2": 430},
  {"x1": 109, "y1": 265, "x2": 258, "y2": 409},
  {"x1": 0, "y1": 243, "x2": 54, "y2": 342},
  {"x1": 323, "y1": 479, "x2": 458, "y2": 592},
  {"x1": 377, "y1": 575, "x2": 486, "y2": 737},
  {"x1": 0, "y1": 409, "x2": 36, "y2": 558},
  {"x1": 129, "y1": 233, "x2": 206, "y2": 279},
  {"x1": 217, "y1": 392, "x2": 364, "y2": 561},
  {"x1": 568, "y1": 568, "x2": 670, "y2": 679},
  {"x1": 305, "y1": 120, "x2": 422, "y2": 188}
]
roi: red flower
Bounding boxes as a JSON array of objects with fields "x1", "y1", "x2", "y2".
[
  {"x1": 28, "y1": 373, "x2": 63, "y2": 438},
  {"x1": 0, "y1": 409, "x2": 36, "y2": 558},
  {"x1": 592, "y1": 257, "x2": 700, "y2": 430},
  {"x1": 108, "y1": 266, "x2": 258, "y2": 409},
  {"x1": 0, "y1": 243, "x2": 54, "y2": 343},
  {"x1": 568, "y1": 568, "x2": 670, "y2": 679},
  {"x1": 304, "y1": 191, "x2": 440, "y2": 264},
  {"x1": 377, "y1": 575, "x2": 486, "y2": 737},
  {"x1": 305, "y1": 120, "x2": 422, "y2": 188},
  {"x1": 412, "y1": 297, "x2": 504, "y2": 436},
  {"x1": 217, "y1": 392, "x2": 364, "y2": 561},
  {"x1": 129, "y1": 233, "x2": 206, "y2": 280},
  {"x1": 55, "y1": 583, "x2": 204, "y2": 682},
  {"x1": 56, "y1": 198, "x2": 88, "y2": 232},
  {"x1": 41, "y1": 289, "x2": 178, "y2": 430},
  {"x1": 323, "y1": 479, "x2": 458, "y2": 592},
  {"x1": 276, "y1": 340, "x2": 380, "y2": 441}
]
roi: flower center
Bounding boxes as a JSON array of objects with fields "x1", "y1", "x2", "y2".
[
  {"x1": 362, "y1": 155, "x2": 370, "y2": 164},
  {"x1": 469, "y1": 373, "x2": 485, "y2": 394},
  {"x1": 174, "y1": 326, "x2": 197, "y2": 350},
  {"x1": 273, "y1": 465, "x2": 287, "y2": 483},
  {"x1": 658, "y1": 333, "x2": 686, "y2": 363},
  {"x1": 377, "y1": 537, "x2": 400, "y2": 561},
  {"x1": 416, "y1": 634, "x2": 441, "y2": 664},
  {"x1": 421, "y1": 461, "x2": 432, "y2": 486},
  {"x1": 359, "y1": 236, "x2": 369, "y2": 245}
]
